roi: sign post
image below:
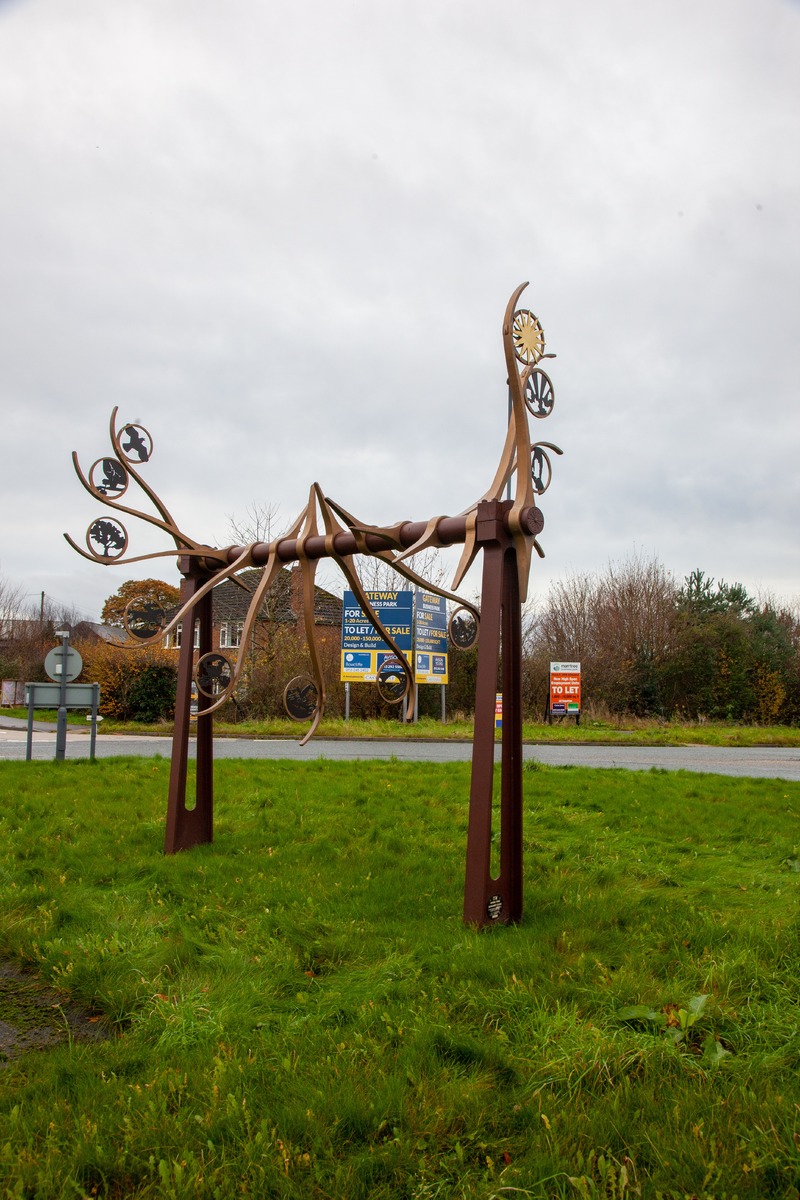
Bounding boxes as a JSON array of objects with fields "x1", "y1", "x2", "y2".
[
  {"x1": 549, "y1": 661, "x2": 581, "y2": 723},
  {"x1": 25, "y1": 681, "x2": 100, "y2": 761},
  {"x1": 45, "y1": 631, "x2": 83, "y2": 761}
]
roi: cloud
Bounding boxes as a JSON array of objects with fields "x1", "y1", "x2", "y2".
[{"x1": 0, "y1": 0, "x2": 798, "y2": 621}]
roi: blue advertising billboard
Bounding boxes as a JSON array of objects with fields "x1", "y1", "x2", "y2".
[
  {"x1": 340, "y1": 589, "x2": 449, "y2": 685},
  {"x1": 341, "y1": 590, "x2": 413, "y2": 682},
  {"x1": 413, "y1": 590, "x2": 449, "y2": 684}
]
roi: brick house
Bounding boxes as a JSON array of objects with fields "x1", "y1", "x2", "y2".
[{"x1": 165, "y1": 566, "x2": 342, "y2": 651}]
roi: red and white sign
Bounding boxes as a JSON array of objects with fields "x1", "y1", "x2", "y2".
[{"x1": 549, "y1": 661, "x2": 581, "y2": 715}]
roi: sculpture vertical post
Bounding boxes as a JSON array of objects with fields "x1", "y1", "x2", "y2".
[
  {"x1": 463, "y1": 499, "x2": 523, "y2": 927},
  {"x1": 164, "y1": 558, "x2": 215, "y2": 853}
]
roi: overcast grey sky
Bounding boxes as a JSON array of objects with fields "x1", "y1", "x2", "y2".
[{"x1": 1, "y1": 0, "x2": 798, "y2": 620}]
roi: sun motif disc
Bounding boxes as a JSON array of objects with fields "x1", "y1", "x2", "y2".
[{"x1": 511, "y1": 310, "x2": 545, "y2": 365}]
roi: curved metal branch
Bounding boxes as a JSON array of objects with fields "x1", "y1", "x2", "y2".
[
  {"x1": 109, "y1": 407, "x2": 183, "y2": 537},
  {"x1": 62, "y1": 534, "x2": 225, "y2": 570},
  {"x1": 69, "y1": 410, "x2": 207, "y2": 560},
  {"x1": 314, "y1": 486, "x2": 415, "y2": 718},
  {"x1": 190, "y1": 507, "x2": 310, "y2": 717}
]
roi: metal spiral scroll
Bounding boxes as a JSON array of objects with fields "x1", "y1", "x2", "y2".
[{"x1": 65, "y1": 284, "x2": 562, "y2": 741}]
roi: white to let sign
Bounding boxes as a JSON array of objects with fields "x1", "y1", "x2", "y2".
[{"x1": 549, "y1": 661, "x2": 581, "y2": 715}]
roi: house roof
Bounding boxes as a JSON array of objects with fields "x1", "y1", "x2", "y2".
[
  {"x1": 82, "y1": 622, "x2": 129, "y2": 645},
  {"x1": 212, "y1": 567, "x2": 342, "y2": 627}
]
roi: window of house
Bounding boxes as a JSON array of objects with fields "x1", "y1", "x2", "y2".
[
  {"x1": 231, "y1": 622, "x2": 243, "y2": 648},
  {"x1": 219, "y1": 623, "x2": 229, "y2": 648},
  {"x1": 169, "y1": 621, "x2": 199, "y2": 649}
]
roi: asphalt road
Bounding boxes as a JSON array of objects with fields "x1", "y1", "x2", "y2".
[{"x1": 2, "y1": 719, "x2": 800, "y2": 780}]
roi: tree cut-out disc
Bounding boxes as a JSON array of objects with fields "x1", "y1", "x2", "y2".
[
  {"x1": 448, "y1": 607, "x2": 479, "y2": 649},
  {"x1": 511, "y1": 310, "x2": 545, "y2": 365},
  {"x1": 196, "y1": 653, "x2": 233, "y2": 699},
  {"x1": 283, "y1": 676, "x2": 319, "y2": 721},
  {"x1": 119, "y1": 424, "x2": 153, "y2": 464},
  {"x1": 86, "y1": 516, "x2": 128, "y2": 560},
  {"x1": 89, "y1": 457, "x2": 129, "y2": 498}
]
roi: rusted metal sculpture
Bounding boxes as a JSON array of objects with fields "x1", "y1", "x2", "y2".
[{"x1": 66, "y1": 283, "x2": 561, "y2": 928}]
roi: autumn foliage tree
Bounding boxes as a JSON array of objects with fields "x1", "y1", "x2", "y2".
[
  {"x1": 75, "y1": 638, "x2": 177, "y2": 722},
  {"x1": 101, "y1": 579, "x2": 180, "y2": 627}
]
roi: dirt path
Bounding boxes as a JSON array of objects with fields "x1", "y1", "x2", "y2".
[{"x1": 0, "y1": 960, "x2": 110, "y2": 1064}]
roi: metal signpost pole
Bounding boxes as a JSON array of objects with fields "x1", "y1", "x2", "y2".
[
  {"x1": 54, "y1": 629, "x2": 70, "y2": 762},
  {"x1": 26, "y1": 683, "x2": 35, "y2": 761},
  {"x1": 89, "y1": 683, "x2": 100, "y2": 761}
]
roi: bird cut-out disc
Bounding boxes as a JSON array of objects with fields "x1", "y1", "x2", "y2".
[
  {"x1": 89, "y1": 457, "x2": 129, "y2": 498},
  {"x1": 283, "y1": 676, "x2": 319, "y2": 721},
  {"x1": 119, "y1": 424, "x2": 153, "y2": 464}
]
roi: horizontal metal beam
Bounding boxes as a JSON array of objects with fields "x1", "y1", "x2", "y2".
[{"x1": 223, "y1": 507, "x2": 542, "y2": 568}]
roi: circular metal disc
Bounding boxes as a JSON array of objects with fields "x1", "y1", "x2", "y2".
[
  {"x1": 123, "y1": 599, "x2": 166, "y2": 640},
  {"x1": 377, "y1": 657, "x2": 408, "y2": 704},
  {"x1": 523, "y1": 368, "x2": 555, "y2": 419},
  {"x1": 283, "y1": 675, "x2": 319, "y2": 721},
  {"x1": 512, "y1": 310, "x2": 545, "y2": 365},
  {"x1": 89, "y1": 457, "x2": 129, "y2": 498},
  {"x1": 119, "y1": 423, "x2": 153, "y2": 464},
  {"x1": 86, "y1": 516, "x2": 128, "y2": 560},
  {"x1": 448, "y1": 607, "x2": 479, "y2": 650},
  {"x1": 530, "y1": 447, "x2": 552, "y2": 495},
  {"x1": 196, "y1": 652, "x2": 233, "y2": 699}
]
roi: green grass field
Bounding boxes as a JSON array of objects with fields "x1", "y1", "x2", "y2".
[
  {"x1": 6, "y1": 706, "x2": 800, "y2": 746},
  {"x1": 1, "y1": 758, "x2": 799, "y2": 1198}
]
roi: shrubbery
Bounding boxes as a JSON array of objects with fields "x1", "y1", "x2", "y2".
[
  {"x1": 74, "y1": 639, "x2": 177, "y2": 722},
  {"x1": 527, "y1": 556, "x2": 800, "y2": 724}
]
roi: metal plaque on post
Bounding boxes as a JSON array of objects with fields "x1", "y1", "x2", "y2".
[{"x1": 44, "y1": 646, "x2": 83, "y2": 683}]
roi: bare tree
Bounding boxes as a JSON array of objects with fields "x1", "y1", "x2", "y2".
[
  {"x1": 532, "y1": 569, "x2": 598, "y2": 662},
  {"x1": 223, "y1": 501, "x2": 283, "y2": 548},
  {"x1": 0, "y1": 574, "x2": 26, "y2": 635},
  {"x1": 354, "y1": 547, "x2": 449, "y2": 594},
  {"x1": 525, "y1": 552, "x2": 680, "y2": 717}
]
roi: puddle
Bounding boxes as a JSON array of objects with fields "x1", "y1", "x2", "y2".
[{"x1": 0, "y1": 960, "x2": 111, "y2": 1064}]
